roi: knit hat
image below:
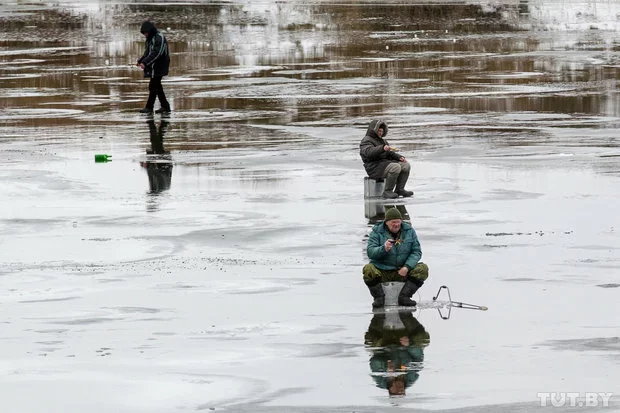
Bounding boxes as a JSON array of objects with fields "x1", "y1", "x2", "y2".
[{"x1": 384, "y1": 207, "x2": 402, "y2": 222}]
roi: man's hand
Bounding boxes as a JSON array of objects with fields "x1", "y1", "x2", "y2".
[
  {"x1": 399, "y1": 156, "x2": 406, "y2": 162},
  {"x1": 398, "y1": 266, "x2": 408, "y2": 278},
  {"x1": 384, "y1": 239, "x2": 395, "y2": 252},
  {"x1": 383, "y1": 145, "x2": 391, "y2": 152}
]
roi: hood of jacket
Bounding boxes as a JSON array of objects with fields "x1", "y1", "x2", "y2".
[
  {"x1": 140, "y1": 21, "x2": 157, "y2": 36},
  {"x1": 366, "y1": 119, "x2": 388, "y2": 139}
]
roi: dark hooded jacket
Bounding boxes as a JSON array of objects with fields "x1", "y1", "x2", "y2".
[
  {"x1": 359, "y1": 119, "x2": 404, "y2": 179},
  {"x1": 137, "y1": 21, "x2": 170, "y2": 77}
]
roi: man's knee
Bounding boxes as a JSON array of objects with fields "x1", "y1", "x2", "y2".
[
  {"x1": 400, "y1": 161, "x2": 411, "y2": 173},
  {"x1": 384, "y1": 163, "x2": 401, "y2": 177},
  {"x1": 363, "y1": 263, "x2": 382, "y2": 285},
  {"x1": 408, "y1": 262, "x2": 429, "y2": 282}
]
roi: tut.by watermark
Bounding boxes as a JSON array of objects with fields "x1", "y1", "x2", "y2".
[{"x1": 537, "y1": 392, "x2": 613, "y2": 408}]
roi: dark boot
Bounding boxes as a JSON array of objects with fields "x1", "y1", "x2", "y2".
[
  {"x1": 398, "y1": 279, "x2": 423, "y2": 306},
  {"x1": 139, "y1": 107, "x2": 153, "y2": 114},
  {"x1": 396, "y1": 189, "x2": 414, "y2": 197},
  {"x1": 382, "y1": 172, "x2": 399, "y2": 199},
  {"x1": 366, "y1": 283, "x2": 385, "y2": 308}
]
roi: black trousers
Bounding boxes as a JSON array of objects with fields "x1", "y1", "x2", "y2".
[{"x1": 145, "y1": 76, "x2": 170, "y2": 111}]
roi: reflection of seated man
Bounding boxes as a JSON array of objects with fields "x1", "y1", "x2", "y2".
[
  {"x1": 363, "y1": 207, "x2": 429, "y2": 308},
  {"x1": 365, "y1": 203, "x2": 409, "y2": 225},
  {"x1": 141, "y1": 119, "x2": 172, "y2": 194},
  {"x1": 364, "y1": 311, "x2": 430, "y2": 397}
]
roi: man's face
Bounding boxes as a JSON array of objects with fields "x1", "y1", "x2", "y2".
[
  {"x1": 377, "y1": 127, "x2": 384, "y2": 137},
  {"x1": 385, "y1": 219, "x2": 402, "y2": 233},
  {"x1": 388, "y1": 378, "x2": 406, "y2": 396}
]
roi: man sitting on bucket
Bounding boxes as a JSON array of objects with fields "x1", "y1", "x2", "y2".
[{"x1": 363, "y1": 207, "x2": 429, "y2": 308}]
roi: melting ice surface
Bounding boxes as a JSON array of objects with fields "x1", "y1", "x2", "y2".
[{"x1": 0, "y1": 0, "x2": 619, "y2": 412}]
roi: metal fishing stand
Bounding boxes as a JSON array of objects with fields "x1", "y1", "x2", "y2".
[{"x1": 432, "y1": 285, "x2": 488, "y2": 320}]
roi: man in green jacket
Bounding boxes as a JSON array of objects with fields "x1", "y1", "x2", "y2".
[{"x1": 363, "y1": 207, "x2": 429, "y2": 308}]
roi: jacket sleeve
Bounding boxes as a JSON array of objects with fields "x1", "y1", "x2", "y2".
[
  {"x1": 367, "y1": 227, "x2": 388, "y2": 260},
  {"x1": 140, "y1": 34, "x2": 166, "y2": 66},
  {"x1": 137, "y1": 45, "x2": 148, "y2": 64},
  {"x1": 404, "y1": 229, "x2": 422, "y2": 270},
  {"x1": 360, "y1": 138, "x2": 386, "y2": 161}
]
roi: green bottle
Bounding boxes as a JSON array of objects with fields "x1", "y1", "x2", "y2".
[{"x1": 94, "y1": 154, "x2": 112, "y2": 162}]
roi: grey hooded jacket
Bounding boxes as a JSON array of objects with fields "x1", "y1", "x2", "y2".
[{"x1": 359, "y1": 119, "x2": 403, "y2": 179}]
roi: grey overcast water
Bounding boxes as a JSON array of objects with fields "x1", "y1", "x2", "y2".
[{"x1": 0, "y1": 0, "x2": 619, "y2": 412}]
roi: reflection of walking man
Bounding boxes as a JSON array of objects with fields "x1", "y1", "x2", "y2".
[
  {"x1": 363, "y1": 208, "x2": 429, "y2": 308},
  {"x1": 137, "y1": 21, "x2": 171, "y2": 114},
  {"x1": 364, "y1": 311, "x2": 430, "y2": 397},
  {"x1": 360, "y1": 119, "x2": 413, "y2": 199},
  {"x1": 141, "y1": 119, "x2": 172, "y2": 194}
]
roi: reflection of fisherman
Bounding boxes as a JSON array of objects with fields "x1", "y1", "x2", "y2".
[
  {"x1": 359, "y1": 119, "x2": 413, "y2": 199},
  {"x1": 363, "y1": 207, "x2": 429, "y2": 308},
  {"x1": 365, "y1": 311, "x2": 430, "y2": 396},
  {"x1": 141, "y1": 119, "x2": 172, "y2": 194},
  {"x1": 365, "y1": 203, "x2": 409, "y2": 225}
]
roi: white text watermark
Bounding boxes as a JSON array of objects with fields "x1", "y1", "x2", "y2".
[{"x1": 537, "y1": 392, "x2": 613, "y2": 408}]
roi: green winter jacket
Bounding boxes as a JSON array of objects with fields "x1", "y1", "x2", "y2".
[
  {"x1": 369, "y1": 347, "x2": 423, "y2": 390},
  {"x1": 367, "y1": 221, "x2": 422, "y2": 271}
]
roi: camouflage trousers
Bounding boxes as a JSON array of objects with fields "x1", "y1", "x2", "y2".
[{"x1": 363, "y1": 262, "x2": 429, "y2": 285}]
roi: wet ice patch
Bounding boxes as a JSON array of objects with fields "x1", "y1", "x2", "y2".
[
  {"x1": 483, "y1": 189, "x2": 544, "y2": 200},
  {"x1": 0, "y1": 74, "x2": 41, "y2": 80},
  {"x1": 0, "y1": 58, "x2": 45, "y2": 66},
  {"x1": 0, "y1": 108, "x2": 84, "y2": 119},
  {"x1": 190, "y1": 324, "x2": 278, "y2": 341},
  {"x1": 0, "y1": 88, "x2": 65, "y2": 98},
  {"x1": 212, "y1": 277, "x2": 314, "y2": 295},
  {"x1": 502, "y1": 277, "x2": 539, "y2": 282},
  {"x1": 525, "y1": 0, "x2": 620, "y2": 31},
  {"x1": 597, "y1": 283, "x2": 620, "y2": 288},
  {"x1": 498, "y1": 112, "x2": 573, "y2": 122},
  {"x1": 80, "y1": 76, "x2": 131, "y2": 82},
  {"x1": 302, "y1": 325, "x2": 347, "y2": 335},
  {"x1": 46, "y1": 66, "x2": 130, "y2": 73},
  {"x1": 0, "y1": 46, "x2": 87, "y2": 56},
  {"x1": 272, "y1": 342, "x2": 360, "y2": 358},
  {"x1": 18, "y1": 296, "x2": 80, "y2": 304},
  {"x1": 25, "y1": 309, "x2": 124, "y2": 325},
  {"x1": 39, "y1": 100, "x2": 107, "y2": 107},
  {"x1": 542, "y1": 337, "x2": 620, "y2": 353},
  {"x1": 355, "y1": 57, "x2": 396, "y2": 62},
  {"x1": 466, "y1": 72, "x2": 548, "y2": 80},
  {"x1": 272, "y1": 68, "x2": 352, "y2": 76},
  {"x1": 0, "y1": 370, "x2": 265, "y2": 412},
  {"x1": 205, "y1": 65, "x2": 286, "y2": 76}
]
